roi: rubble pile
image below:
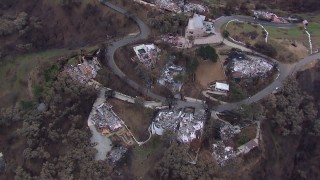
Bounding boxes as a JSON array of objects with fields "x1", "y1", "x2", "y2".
[
  {"x1": 91, "y1": 103, "x2": 123, "y2": 132},
  {"x1": 212, "y1": 141, "x2": 236, "y2": 166},
  {"x1": 152, "y1": 109, "x2": 206, "y2": 143},
  {"x1": 65, "y1": 53, "x2": 101, "y2": 84},
  {"x1": 253, "y1": 11, "x2": 288, "y2": 23},
  {"x1": 158, "y1": 62, "x2": 185, "y2": 93},
  {"x1": 107, "y1": 146, "x2": 128, "y2": 163},
  {"x1": 159, "y1": 34, "x2": 179, "y2": 46},
  {"x1": 153, "y1": 0, "x2": 207, "y2": 13},
  {"x1": 179, "y1": 2, "x2": 206, "y2": 13},
  {"x1": 220, "y1": 124, "x2": 241, "y2": 140},
  {"x1": 177, "y1": 110, "x2": 206, "y2": 143},
  {"x1": 153, "y1": 110, "x2": 182, "y2": 133},
  {"x1": 229, "y1": 56, "x2": 273, "y2": 78},
  {"x1": 155, "y1": 0, "x2": 181, "y2": 13},
  {"x1": 133, "y1": 44, "x2": 161, "y2": 69}
]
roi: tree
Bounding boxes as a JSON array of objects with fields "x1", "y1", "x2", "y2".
[
  {"x1": 155, "y1": 142, "x2": 218, "y2": 179},
  {"x1": 222, "y1": 30, "x2": 230, "y2": 39},
  {"x1": 165, "y1": 96, "x2": 177, "y2": 109},
  {"x1": 197, "y1": 45, "x2": 218, "y2": 63},
  {"x1": 264, "y1": 78, "x2": 318, "y2": 136}
]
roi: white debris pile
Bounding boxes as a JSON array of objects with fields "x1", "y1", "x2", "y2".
[
  {"x1": 178, "y1": 2, "x2": 206, "y2": 13},
  {"x1": 158, "y1": 62, "x2": 185, "y2": 93},
  {"x1": 152, "y1": 109, "x2": 206, "y2": 143},
  {"x1": 253, "y1": 11, "x2": 288, "y2": 23},
  {"x1": 159, "y1": 34, "x2": 179, "y2": 46},
  {"x1": 91, "y1": 103, "x2": 123, "y2": 132},
  {"x1": 65, "y1": 52, "x2": 101, "y2": 84},
  {"x1": 177, "y1": 110, "x2": 206, "y2": 143},
  {"x1": 133, "y1": 44, "x2": 161, "y2": 69},
  {"x1": 152, "y1": 109, "x2": 182, "y2": 135},
  {"x1": 212, "y1": 141, "x2": 236, "y2": 166},
  {"x1": 154, "y1": 0, "x2": 207, "y2": 14},
  {"x1": 155, "y1": 0, "x2": 181, "y2": 13},
  {"x1": 230, "y1": 56, "x2": 273, "y2": 78},
  {"x1": 220, "y1": 124, "x2": 241, "y2": 141},
  {"x1": 107, "y1": 146, "x2": 128, "y2": 163}
]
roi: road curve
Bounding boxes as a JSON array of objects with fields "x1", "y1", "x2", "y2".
[{"x1": 98, "y1": 0, "x2": 320, "y2": 112}]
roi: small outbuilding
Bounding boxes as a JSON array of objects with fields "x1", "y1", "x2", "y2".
[{"x1": 215, "y1": 82, "x2": 230, "y2": 92}]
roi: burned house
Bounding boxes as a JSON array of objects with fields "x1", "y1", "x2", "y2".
[
  {"x1": 107, "y1": 146, "x2": 128, "y2": 164},
  {"x1": 158, "y1": 62, "x2": 185, "y2": 93},
  {"x1": 227, "y1": 53, "x2": 274, "y2": 79},
  {"x1": 253, "y1": 11, "x2": 288, "y2": 23},
  {"x1": 133, "y1": 44, "x2": 161, "y2": 69},
  {"x1": 151, "y1": 109, "x2": 206, "y2": 143},
  {"x1": 177, "y1": 110, "x2": 206, "y2": 143},
  {"x1": 91, "y1": 103, "x2": 123, "y2": 137},
  {"x1": 151, "y1": 109, "x2": 182, "y2": 135},
  {"x1": 212, "y1": 141, "x2": 236, "y2": 166},
  {"x1": 65, "y1": 50, "x2": 101, "y2": 84}
]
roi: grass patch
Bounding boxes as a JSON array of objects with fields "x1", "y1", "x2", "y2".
[
  {"x1": 265, "y1": 26, "x2": 305, "y2": 41},
  {"x1": 132, "y1": 136, "x2": 162, "y2": 159},
  {"x1": 225, "y1": 21, "x2": 265, "y2": 45},
  {"x1": 268, "y1": 39, "x2": 298, "y2": 63},
  {"x1": 237, "y1": 133, "x2": 249, "y2": 146}
]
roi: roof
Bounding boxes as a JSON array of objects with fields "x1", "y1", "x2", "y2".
[
  {"x1": 194, "y1": 14, "x2": 205, "y2": 28},
  {"x1": 245, "y1": 139, "x2": 258, "y2": 150},
  {"x1": 216, "y1": 82, "x2": 230, "y2": 91},
  {"x1": 187, "y1": 13, "x2": 205, "y2": 30}
]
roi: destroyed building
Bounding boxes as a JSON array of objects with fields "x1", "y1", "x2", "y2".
[
  {"x1": 132, "y1": 44, "x2": 161, "y2": 69},
  {"x1": 180, "y1": 2, "x2": 206, "y2": 13},
  {"x1": 158, "y1": 62, "x2": 185, "y2": 93},
  {"x1": 253, "y1": 11, "x2": 288, "y2": 23},
  {"x1": 152, "y1": 0, "x2": 207, "y2": 13},
  {"x1": 177, "y1": 110, "x2": 206, "y2": 143},
  {"x1": 212, "y1": 141, "x2": 236, "y2": 166},
  {"x1": 151, "y1": 109, "x2": 182, "y2": 135},
  {"x1": 91, "y1": 103, "x2": 123, "y2": 136},
  {"x1": 220, "y1": 124, "x2": 241, "y2": 141},
  {"x1": 154, "y1": 0, "x2": 181, "y2": 13},
  {"x1": 107, "y1": 146, "x2": 128, "y2": 164},
  {"x1": 227, "y1": 54, "x2": 274, "y2": 79},
  {"x1": 65, "y1": 50, "x2": 101, "y2": 84},
  {"x1": 151, "y1": 109, "x2": 206, "y2": 143}
]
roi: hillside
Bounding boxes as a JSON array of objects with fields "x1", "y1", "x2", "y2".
[{"x1": 0, "y1": 0, "x2": 137, "y2": 58}]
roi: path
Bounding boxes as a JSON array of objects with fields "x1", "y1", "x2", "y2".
[{"x1": 87, "y1": 87, "x2": 113, "y2": 160}]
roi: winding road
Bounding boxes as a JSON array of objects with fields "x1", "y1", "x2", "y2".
[{"x1": 98, "y1": 0, "x2": 320, "y2": 112}]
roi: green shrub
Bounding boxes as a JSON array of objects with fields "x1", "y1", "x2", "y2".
[{"x1": 197, "y1": 45, "x2": 218, "y2": 62}]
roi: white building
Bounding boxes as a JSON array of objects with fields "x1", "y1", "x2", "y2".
[
  {"x1": 215, "y1": 82, "x2": 229, "y2": 92},
  {"x1": 185, "y1": 14, "x2": 206, "y2": 38}
]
